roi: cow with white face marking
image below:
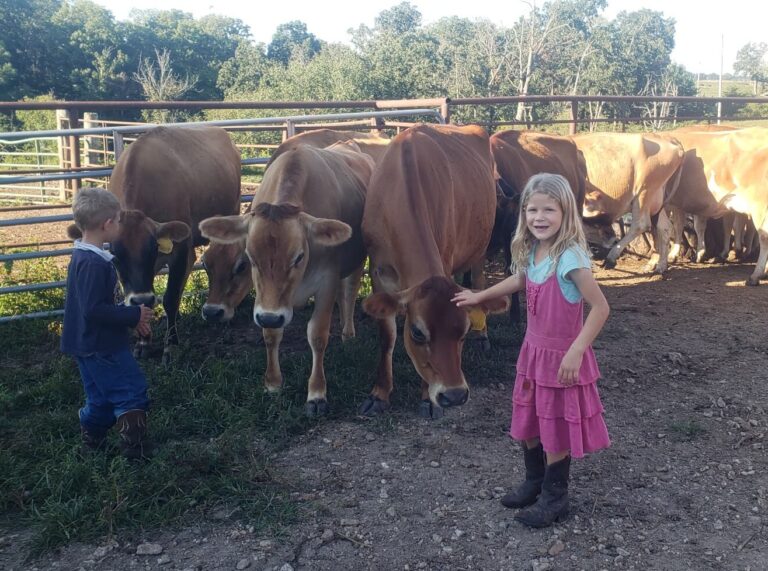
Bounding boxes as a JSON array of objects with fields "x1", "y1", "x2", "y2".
[
  {"x1": 200, "y1": 143, "x2": 373, "y2": 416},
  {"x1": 200, "y1": 130, "x2": 387, "y2": 323}
]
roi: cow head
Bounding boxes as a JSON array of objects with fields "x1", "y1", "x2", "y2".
[
  {"x1": 200, "y1": 241, "x2": 252, "y2": 322},
  {"x1": 363, "y1": 276, "x2": 508, "y2": 409},
  {"x1": 110, "y1": 210, "x2": 190, "y2": 307},
  {"x1": 199, "y1": 202, "x2": 352, "y2": 329}
]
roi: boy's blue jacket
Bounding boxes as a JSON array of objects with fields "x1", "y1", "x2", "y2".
[{"x1": 61, "y1": 248, "x2": 140, "y2": 356}]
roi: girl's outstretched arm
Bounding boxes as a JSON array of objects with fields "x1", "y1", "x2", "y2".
[
  {"x1": 557, "y1": 268, "x2": 610, "y2": 385},
  {"x1": 452, "y1": 272, "x2": 525, "y2": 307}
]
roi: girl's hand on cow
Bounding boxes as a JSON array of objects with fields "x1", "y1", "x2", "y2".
[
  {"x1": 557, "y1": 346, "x2": 583, "y2": 386},
  {"x1": 452, "y1": 289, "x2": 483, "y2": 308}
]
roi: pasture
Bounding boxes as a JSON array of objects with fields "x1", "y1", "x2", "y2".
[{"x1": 1, "y1": 251, "x2": 766, "y2": 571}]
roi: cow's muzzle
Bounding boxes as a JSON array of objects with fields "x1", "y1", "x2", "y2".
[
  {"x1": 437, "y1": 388, "x2": 469, "y2": 408},
  {"x1": 202, "y1": 304, "x2": 226, "y2": 322},
  {"x1": 127, "y1": 292, "x2": 156, "y2": 308},
  {"x1": 255, "y1": 312, "x2": 285, "y2": 329}
]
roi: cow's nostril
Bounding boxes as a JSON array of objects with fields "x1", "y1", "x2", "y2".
[{"x1": 437, "y1": 388, "x2": 469, "y2": 408}]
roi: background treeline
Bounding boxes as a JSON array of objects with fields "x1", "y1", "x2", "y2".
[{"x1": 1, "y1": 0, "x2": 766, "y2": 130}]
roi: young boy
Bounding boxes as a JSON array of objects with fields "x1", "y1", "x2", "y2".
[{"x1": 61, "y1": 188, "x2": 154, "y2": 459}]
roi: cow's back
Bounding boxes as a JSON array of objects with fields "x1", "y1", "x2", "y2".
[
  {"x1": 363, "y1": 124, "x2": 496, "y2": 287},
  {"x1": 267, "y1": 129, "x2": 390, "y2": 167},
  {"x1": 491, "y1": 130, "x2": 586, "y2": 210},
  {"x1": 110, "y1": 126, "x2": 241, "y2": 243}
]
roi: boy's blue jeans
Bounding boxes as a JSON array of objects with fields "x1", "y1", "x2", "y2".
[{"x1": 75, "y1": 348, "x2": 149, "y2": 436}]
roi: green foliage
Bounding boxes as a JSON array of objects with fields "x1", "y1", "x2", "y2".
[{"x1": 266, "y1": 21, "x2": 321, "y2": 67}]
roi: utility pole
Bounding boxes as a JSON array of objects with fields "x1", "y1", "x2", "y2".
[{"x1": 717, "y1": 34, "x2": 724, "y2": 125}]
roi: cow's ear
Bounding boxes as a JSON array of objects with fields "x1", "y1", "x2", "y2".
[
  {"x1": 67, "y1": 224, "x2": 82, "y2": 240},
  {"x1": 156, "y1": 221, "x2": 191, "y2": 243},
  {"x1": 199, "y1": 215, "x2": 249, "y2": 244},
  {"x1": 299, "y1": 212, "x2": 352, "y2": 246}
]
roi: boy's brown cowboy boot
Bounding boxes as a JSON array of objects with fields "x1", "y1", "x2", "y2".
[
  {"x1": 515, "y1": 455, "x2": 570, "y2": 528},
  {"x1": 500, "y1": 442, "x2": 545, "y2": 508},
  {"x1": 116, "y1": 409, "x2": 153, "y2": 460}
]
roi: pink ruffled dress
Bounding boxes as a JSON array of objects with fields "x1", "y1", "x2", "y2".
[{"x1": 510, "y1": 261, "x2": 611, "y2": 458}]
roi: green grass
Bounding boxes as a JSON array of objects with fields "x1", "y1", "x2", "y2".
[
  {"x1": 668, "y1": 419, "x2": 707, "y2": 442},
  {"x1": 0, "y1": 260, "x2": 521, "y2": 557}
]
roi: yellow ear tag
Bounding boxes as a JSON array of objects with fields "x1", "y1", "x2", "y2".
[
  {"x1": 157, "y1": 237, "x2": 173, "y2": 254},
  {"x1": 468, "y1": 307, "x2": 487, "y2": 331}
]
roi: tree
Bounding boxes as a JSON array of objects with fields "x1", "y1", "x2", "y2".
[
  {"x1": 134, "y1": 49, "x2": 197, "y2": 122},
  {"x1": 374, "y1": 1, "x2": 422, "y2": 34},
  {"x1": 218, "y1": 41, "x2": 269, "y2": 96},
  {"x1": 734, "y1": 42, "x2": 768, "y2": 95},
  {"x1": 0, "y1": 42, "x2": 17, "y2": 100},
  {"x1": 266, "y1": 21, "x2": 321, "y2": 66}
]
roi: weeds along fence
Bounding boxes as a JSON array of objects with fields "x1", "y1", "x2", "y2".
[
  {"x1": 0, "y1": 94, "x2": 767, "y2": 323},
  {"x1": 0, "y1": 106, "x2": 446, "y2": 322}
]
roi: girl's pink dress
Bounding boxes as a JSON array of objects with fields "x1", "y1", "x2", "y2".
[{"x1": 510, "y1": 272, "x2": 611, "y2": 458}]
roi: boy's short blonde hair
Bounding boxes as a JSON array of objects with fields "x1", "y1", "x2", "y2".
[{"x1": 72, "y1": 188, "x2": 121, "y2": 231}]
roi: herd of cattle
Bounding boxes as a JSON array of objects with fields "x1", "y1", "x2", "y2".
[{"x1": 89, "y1": 122, "x2": 768, "y2": 417}]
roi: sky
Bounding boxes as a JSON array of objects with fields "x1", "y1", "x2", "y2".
[{"x1": 91, "y1": 0, "x2": 767, "y2": 74}]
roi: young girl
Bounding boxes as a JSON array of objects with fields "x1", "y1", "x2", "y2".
[{"x1": 452, "y1": 173, "x2": 610, "y2": 528}]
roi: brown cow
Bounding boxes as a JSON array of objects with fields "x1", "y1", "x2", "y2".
[
  {"x1": 200, "y1": 143, "x2": 372, "y2": 416},
  {"x1": 201, "y1": 130, "x2": 385, "y2": 322},
  {"x1": 575, "y1": 132, "x2": 684, "y2": 273},
  {"x1": 703, "y1": 131, "x2": 768, "y2": 285},
  {"x1": 360, "y1": 124, "x2": 506, "y2": 420},
  {"x1": 71, "y1": 126, "x2": 241, "y2": 364},
  {"x1": 489, "y1": 130, "x2": 588, "y2": 322}
]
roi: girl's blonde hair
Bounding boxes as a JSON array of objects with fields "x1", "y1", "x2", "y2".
[{"x1": 510, "y1": 173, "x2": 589, "y2": 275}]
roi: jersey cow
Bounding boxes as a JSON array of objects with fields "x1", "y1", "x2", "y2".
[
  {"x1": 575, "y1": 133, "x2": 685, "y2": 274},
  {"x1": 360, "y1": 124, "x2": 506, "y2": 420},
  {"x1": 201, "y1": 130, "x2": 387, "y2": 322},
  {"x1": 71, "y1": 126, "x2": 241, "y2": 364},
  {"x1": 200, "y1": 143, "x2": 373, "y2": 416},
  {"x1": 490, "y1": 130, "x2": 588, "y2": 322}
]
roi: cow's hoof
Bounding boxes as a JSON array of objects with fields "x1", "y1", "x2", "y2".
[
  {"x1": 419, "y1": 399, "x2": 444, "y2": 420},
  {"x1": 746, "y1": 276, "x2": 761, "y2": 287},
  {"x1": 359, "y1": 395, "x2": 390, "y2": 416},
  {"x1": 305, "y1": 399, "x2": 329, "y2": 417},
  {"x1": 603, "y1": 258, "x2": 617, "y2": 269},
  {"x1": 713, "y1": 256, "x2": 727, "y2": 264}
]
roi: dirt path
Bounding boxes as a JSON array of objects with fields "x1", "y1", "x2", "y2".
[{"x1": 2, "y1": 256, "x2": 767, "y2": 571}]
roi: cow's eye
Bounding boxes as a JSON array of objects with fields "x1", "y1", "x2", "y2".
[
  {"x1": 293, "y1": 252, "x2": 305, "y2": 267},
  {"x1": 410, "y1": 325, "x2": 427, "y2": 344},
  {"x1": 233, "y1": 258, "x2": 247, "y2": 275}
]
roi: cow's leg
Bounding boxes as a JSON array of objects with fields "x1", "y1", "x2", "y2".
[
  {"x1": 648, "y1": 208, "x2": 671, "y2": 274},
  {"x1": 743, "y1": 218, "x2": 758, "y2": 260},
  {"x1": 305, "y1": 285, "x2": 336, "y2": 417},
  {"x1": 604, "y1": 201, "x2": 649, "y2": 270},
  {"x1": 161, "y1": 243, "x2": 194, "y2": 366},
  {"x1": 337, "y1": 264, "x2": 363, "y2": 342},
  {"x1": 418, "y1": 379, "x2": 444, "y2": 420},
  {"x1": 733, "y1": 213, "x2": 747, "y2": 259},
  {"x1": 693, "y1": 215, "x2": 708, "y2": 263},
  {"x1": 716, "y1": 211, "x2": 735, "y2": 263},
  {"x1": 359, "y1": 312, "x2": 396, "y2": 416},
  {"x1": 746, "y1": 230, "x2": 768, "y2": 286},
  {"x1": 667, "y1": 207, "x2": 684, "y2": 263},
  {"x1": 470, "y1": 259, "x2": 491, "y2": 351},
  {"x1": 262, "y1": 326, "x2": 284, "y2": 392}
]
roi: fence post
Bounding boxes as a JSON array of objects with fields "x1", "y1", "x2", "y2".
[
  {"x1": 112, "y1": 131, "x2": 125, "y2": 162},
  {"x1": 67, "y1": 108, "x2": 81, "y2": 194},
  {"x1": 83, "y1": 112, "x2": 99, "y2": 167},
  {"x1": 440, "y1": 99, "x2": 451, "y2": 124},
  {"x1": 569, "y1": 100, "x2": 579, "y2": 135},
  {"x1": 285, "y1": 120, "x2": 296, "y2": 139},
  {"x1": 55, "y1": 109, "x2": 68, "y2": 200}
]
